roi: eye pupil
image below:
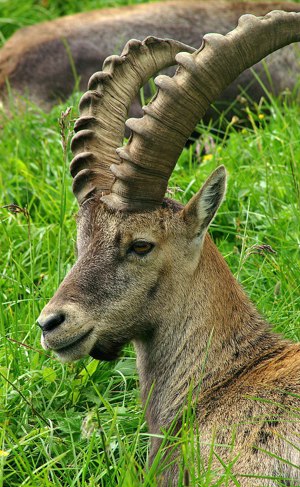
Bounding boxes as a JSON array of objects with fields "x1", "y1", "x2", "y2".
[{"x1": 131, "y1": 241, "x2": 154, "y2": 255}]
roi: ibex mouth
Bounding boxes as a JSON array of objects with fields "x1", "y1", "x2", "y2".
[{"x1": 50, "y1": 328, "x2": 94, "y2": 356}]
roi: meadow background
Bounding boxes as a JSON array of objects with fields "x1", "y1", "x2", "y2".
[{"x1": 0, "y1": 0, "x2": 300, "y2": 485}]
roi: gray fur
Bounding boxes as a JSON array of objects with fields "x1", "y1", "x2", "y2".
[{"x1": 1, "y1": 0, "x2": 300, "y2": 120}]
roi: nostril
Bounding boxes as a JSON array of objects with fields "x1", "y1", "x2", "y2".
[{"x1": 38, "y1": 313, "x2": 65, "y2": 332}]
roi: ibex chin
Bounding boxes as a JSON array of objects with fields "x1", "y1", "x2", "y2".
[{"x1": 38, "y1": 11, "x2": 300, "y2": 485}]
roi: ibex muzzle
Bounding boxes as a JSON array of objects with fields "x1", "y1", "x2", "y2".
[{"x1": 38, "y1": 12, "x2": 300, "y2": 485}]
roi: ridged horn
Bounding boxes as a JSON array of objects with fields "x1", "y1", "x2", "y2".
[
  {"x1": 101, "y1": 10, "x2": 300, "y2": 211},
  {"x1": 70, "y1": 36, "x2": 195, "y2": 205}
]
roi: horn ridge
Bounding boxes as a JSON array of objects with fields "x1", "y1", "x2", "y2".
[
  {"x1": 70, "y1": 37, "x2": 196, "y2": 205},
  {"x1": 102, "y1": 10, "x2": 300, "y2": 211}
]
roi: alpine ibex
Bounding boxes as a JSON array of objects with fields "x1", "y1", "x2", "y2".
[
  {"x1": 38, "y1": 11, "x2": 300, "y2": 486},
  {"x1": 1, "y1": 0, "x2": 300, "y2": 121}
]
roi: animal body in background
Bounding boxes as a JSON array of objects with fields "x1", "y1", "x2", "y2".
[
  {"x1": 1, "y1": 0, "x2": 300, "y2": 122},
  {"x1": 38, "y1": 11, "x2": 300, "y2": 486}
]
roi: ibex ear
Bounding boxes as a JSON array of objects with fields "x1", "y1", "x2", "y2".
[{"x1": 182, "y1": 165, "x2": 227, "y2": 241}]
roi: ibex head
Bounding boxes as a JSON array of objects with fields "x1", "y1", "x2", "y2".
[
  {"x1": 39, "y1": 167, "x2": 226, "y2": 362},
  {"x1": 38, "y1": 12, "x2": 300, "y2": 363}
]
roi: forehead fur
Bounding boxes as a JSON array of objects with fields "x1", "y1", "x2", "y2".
[{"x1": 76, "y1": 197, "x2": 184, "y2": 243}]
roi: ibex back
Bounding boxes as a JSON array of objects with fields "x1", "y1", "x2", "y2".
[
  {"x1": 2, "y1": 0, "x2": 300, "y2": 117},
  {"x1": 38, "y1": 11, "x2": 300, "y2": 486}
]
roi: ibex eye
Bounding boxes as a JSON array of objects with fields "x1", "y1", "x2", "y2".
[{"x1": 129, "y1": 241, "x2": 154, "y2": 256}]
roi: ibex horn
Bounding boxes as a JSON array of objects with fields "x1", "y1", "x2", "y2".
[
  {"x1": 99, "y1": 10, "x2": 300, "y2": 211},
  {"x1": 70, "y1": 37, "x2": 196, "y2": 205}
]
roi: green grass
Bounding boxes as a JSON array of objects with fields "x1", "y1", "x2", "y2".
[
  {"x1": 1, "y1": 83, "x2": 299, "y2": 487},
  {"x1": 1, "y1": 1, "x2": 300, "y2": 486}
]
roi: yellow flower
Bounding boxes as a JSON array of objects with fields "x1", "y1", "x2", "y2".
[
  {"x1": 203, "y1": 154, "x2": 213, "y2": 162},
  {"x1": 258, "y1": 113, "x2": 265, "y2": 120},
  {"x1": 231, "y1": 115, "x2": 239, "y2": 124},
  {"x1": 0, "y1": 450, "x2": 9, "y2": 457}
]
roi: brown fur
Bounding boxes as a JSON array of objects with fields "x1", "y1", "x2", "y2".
[
  {"x1": 38, "y1": 170, "x2": 300, "y2": 486},
  {"x1": 1, "y1": 0, "x2": 300, "y2": 118}
]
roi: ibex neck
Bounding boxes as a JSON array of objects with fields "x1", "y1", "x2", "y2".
[{"x1": 134, "y1": 235, "x2": 281, "y2": 438}]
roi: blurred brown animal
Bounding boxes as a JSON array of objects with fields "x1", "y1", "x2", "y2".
[
  {"x1": 1, "y1": 0, "x2": 300, "y2": 121},
  {"x1": 38, "y1": 10, "x2": 300, "y2": 486}
]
